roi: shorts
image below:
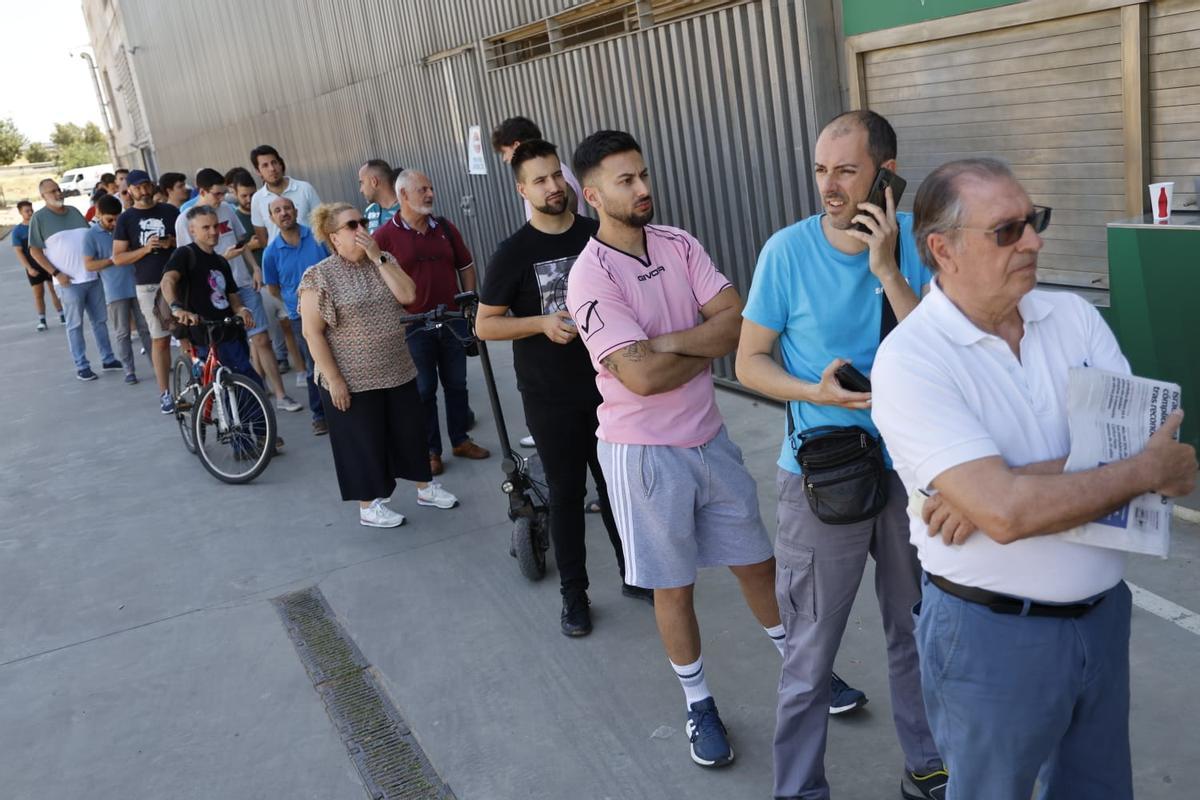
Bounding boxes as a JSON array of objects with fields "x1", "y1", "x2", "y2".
[
  {"x1": 260, "y1": 288, "x2": 288, "y2": 321},
  {"x1": 136, "y1": 283, "x2": 171, "y2": 339},
  {"x1": 236, "y1": 286, "x2": 269, "y2": 336},
  {"x1": 598, "y1": 426, "x2": 774, "y2": 589},
  {"x1": 26, "y1": 264, "x2": 52, "y2": 286}
]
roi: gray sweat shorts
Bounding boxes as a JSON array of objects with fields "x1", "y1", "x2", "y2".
[{"x1": 598, "y1": 426, "x2": 774, "y2": 589}]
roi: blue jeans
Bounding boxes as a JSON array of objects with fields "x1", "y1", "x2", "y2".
[
  {"x1": 915, "y1": 577, "x2": 1132, "y2": 800},
  {"x1": 194, "y1": 335, "x2": 267, "y2": 451},
  {"x1": 294, "y1": 320, "x2": 324, "y2": 422},
  {"x1": 60, "y1": 280, "x2": 115, "y2": 371},
  {"x1": 406, "y1": 319, "x2": 470, "y2": 455}
]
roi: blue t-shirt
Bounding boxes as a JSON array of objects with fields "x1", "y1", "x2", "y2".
[
  {"x1": 12, "y1": 222, "x2": 30, "y2": 251},
  {"x1": 742, "y1": 211, "x2": 932, "y2": 474},
  {"x1": 83, "y1": 224, "x2": 137, "y2": 302},
  {"x1": 261, "y1": 224, "x2": 328, "y2": 319},
  {"x1": 179, "y1": 195, "x2": 200, "y2": 214}
]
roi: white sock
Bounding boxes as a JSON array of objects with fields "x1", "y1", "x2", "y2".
[
  {"x1": 670, "y1": 655, "x2": 711, "y2": 708},
  {"x1": 765, "y1": 623, "x2": 786, "y2": 657}
]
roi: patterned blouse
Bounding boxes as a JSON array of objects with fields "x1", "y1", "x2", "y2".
[{"x1": 297, "y1": 252, "x2": 417, "y2": 393}]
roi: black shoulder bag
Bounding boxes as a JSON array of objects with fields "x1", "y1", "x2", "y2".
[{"x1": 788, "y1": 238, "x2": 901, "y2": 525}]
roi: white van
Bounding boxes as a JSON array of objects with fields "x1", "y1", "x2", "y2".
[{"x1": 58, "y1": 163, "x2": 114, "y2": 197}]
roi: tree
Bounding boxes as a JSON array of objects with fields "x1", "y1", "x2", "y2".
[
  {"x1": 57, "y1": 140, "x2": 109, "y2": 171},
  {"x1": 0, "y1": 118, "x2": 27, "y2": 166},
  {"x1": 25, "y1": 142, "x2": 51, "y2": 163},
  {"x1": 80, "y1": 122, "x2": 105, "y2": 144},
  {"x1": 50, "y1": 122, "x2": 85, "y2": 148}
]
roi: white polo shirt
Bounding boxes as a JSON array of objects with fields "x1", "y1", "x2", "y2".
[
  {"x1": 872, "y1": 280, "x2": 1130, "y2": 602},
  {"x1": 250, "y1": 177, "x2": 322, "y2": 242}
]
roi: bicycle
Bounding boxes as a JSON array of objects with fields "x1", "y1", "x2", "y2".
[
  {"x1": 400, "y1": 292, "x2": 551, "y2": 581},
  {"x1": 170, "y1": 317, "x2": 277, "y2": 484}
]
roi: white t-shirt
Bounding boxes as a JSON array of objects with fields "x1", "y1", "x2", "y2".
[
  {"x1": 250, "y1": 177, "x2": 322, "y2": 241},
  {"x1": 871, "y1": 280, "x2": 1131, "y2": 603},
  {"x1": 45, "y1": 227, "x2": 95, "y2": 283},
  {"x1": 523, "y1": 162, "x2": 586, "y2": 221},
  {"x1": 175, "y1": 203, "x2": 253, "y2": 287}
]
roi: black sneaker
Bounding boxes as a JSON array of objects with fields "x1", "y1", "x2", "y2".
[
  {"x1": 101, "y1": 359, "x2": 123, "y2": 371},
  {"x1": 830, "y1": 671, "x2": 868, "y2": 715},
  {"x1": 902, "y1": 768, "x2": 949, "y2": 800},
  {"x1": 561, "y1": 592, "x2": 592, "y2": 637},
  {"x1": 621, "y1": 583, "x2": 654, "y2": 605},
  {"x1": 76, "y1": 367, "x2": 98, "y2": 382}
]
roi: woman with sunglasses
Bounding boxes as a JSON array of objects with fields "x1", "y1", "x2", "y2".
[{"x1": 298, "y1": 202, "x2": 459, "y2": 527}]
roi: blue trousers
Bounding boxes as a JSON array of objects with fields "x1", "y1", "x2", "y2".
[
  {"x1": 915, "y1": 577, "x2": 1133, "y2": 800},
  {"x1": 60, "y1": 280, "x2": 115, "y2": 371},
  {"x1": 406, "y1": 319, "x2": 470, "y2": 456},
  {"x1": 294, "y1": 321, "x2": 325, "y2": 422}
]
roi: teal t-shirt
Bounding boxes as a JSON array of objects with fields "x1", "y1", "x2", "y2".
[
  {"x1": 365, "y1": 202, "x2": 399, "y2": 234},
  {"x1": 742, "y1": 211, "x2": 932, "y2": 473}
]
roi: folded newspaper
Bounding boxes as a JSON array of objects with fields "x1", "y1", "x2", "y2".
[{"x1": 1058, "y1": 368, "x2": 1181, "y2": 558}]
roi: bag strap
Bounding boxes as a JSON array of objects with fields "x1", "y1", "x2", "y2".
[{"x1": 880, "y1": 236, "x2": 901, "y2": 340}]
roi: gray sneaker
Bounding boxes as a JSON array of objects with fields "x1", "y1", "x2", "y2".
[{"x1": 276, "y1": 395, "x2": 303, "y2": 412}]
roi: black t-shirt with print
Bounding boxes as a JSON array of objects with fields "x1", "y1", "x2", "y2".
[
  {"x1": 481, "y1": 214, "x2": 600, "y2": 402},
  {"x1": 164, "y1": 244, "x2": 241, "y2": 341},
  {"x1": 113, "y1": 203, "x2": 180, "y2": 285}
]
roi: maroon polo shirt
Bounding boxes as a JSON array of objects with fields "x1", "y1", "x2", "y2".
[{"x1": 373, "y1": 214, "x2": 473, "y2": 313}]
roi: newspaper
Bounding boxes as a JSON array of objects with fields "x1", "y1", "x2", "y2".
[{"x1": 1058, "y1": 368, "x2": 1181, "y2": 558}]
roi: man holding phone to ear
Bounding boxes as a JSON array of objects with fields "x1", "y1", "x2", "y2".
[
  {"x1": 736, "y1": 111, "x2": 945, "y2": 800},
  {"x1": 176, "y1": 168, "x2": 302, "y2": 413}
]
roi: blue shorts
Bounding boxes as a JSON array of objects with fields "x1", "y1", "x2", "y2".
[
  {"x1": 598, "y1": 426, "x2": 774, "y2": 589},
  {"x1": 237, "y1": 286, "x2": 269, "y2": 337}
]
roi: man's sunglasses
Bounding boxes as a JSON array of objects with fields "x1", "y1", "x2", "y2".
[
  {"x1": 954, "y1": 205, "x2": 1051, "y2": 247},
  {"x1": 338, "y1": 218, "x2": 370, "y2": 231}
]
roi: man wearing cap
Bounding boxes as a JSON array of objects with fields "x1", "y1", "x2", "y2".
[{"x1": 112, "y1": 169, "x2": 180, "y2": 413}]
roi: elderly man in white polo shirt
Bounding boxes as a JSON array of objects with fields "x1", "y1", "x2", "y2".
[{"x1": 872, "y1": 158, "x2": 1196, "y2": 800}]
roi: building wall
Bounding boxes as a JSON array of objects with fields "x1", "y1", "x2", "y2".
[
  {"x1": 841, "y1": 0, "x2": 1020, "y2": 36},
  {"x1": 84, "y1": 0, "x2": 845, "y2": 385}
]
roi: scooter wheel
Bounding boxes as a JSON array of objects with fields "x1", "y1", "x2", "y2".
[{"x1": 512, "y1": 517, "x2": 546, "y2": 581}]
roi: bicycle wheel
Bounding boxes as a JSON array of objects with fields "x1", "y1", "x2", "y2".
[
  {"x1": 171, "y1": 354, "x2": 198, "y2": 454},
  {"x1": 191, "y1": 372, "x2": 277, "y2": 484}
]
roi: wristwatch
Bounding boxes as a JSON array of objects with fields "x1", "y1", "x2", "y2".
[
  {"x1": 378, "y1": 253, "x2": 387, "y2": 265},
  {"x1": 170, "y1": 302, "x2": 183, "y2": 311}
]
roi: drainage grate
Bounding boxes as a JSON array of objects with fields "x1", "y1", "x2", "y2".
[{"x1": 273, "y1": 587, "x2": 455, "y2": 800}]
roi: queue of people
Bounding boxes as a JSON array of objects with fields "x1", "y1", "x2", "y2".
[{"x1": 14, "y1": 108, "x2": 1198, "y2": 800}]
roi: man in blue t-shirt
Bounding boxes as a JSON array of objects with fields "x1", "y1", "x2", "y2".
[
  {"x1": 11, "y1": 199, "x2": 64, "y2": 330},
  {"x1": 261, "y1": 196, "x2": 330, "y2": 434},
  {"x1": 84, "y1": 194, "x2": 151, "y2": 383},
  {"x1": 737, "y1": 111, "x2": 945, "y2": 800}
]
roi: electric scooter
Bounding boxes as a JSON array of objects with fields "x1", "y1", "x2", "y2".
[{"x1": 398, "y1": 291, "x2": 551, "y2": 580}]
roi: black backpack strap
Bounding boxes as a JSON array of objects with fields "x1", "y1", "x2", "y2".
[{"x1": 880, "y1": 236, "x2": 901, "y2": 340}]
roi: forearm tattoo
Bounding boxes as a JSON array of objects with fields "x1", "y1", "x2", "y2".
[{"x1": 602, "y1": 341, "x2": 649, "y2": 376}]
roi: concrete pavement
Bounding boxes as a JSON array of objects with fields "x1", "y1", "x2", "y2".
[{"x1": 2, "y1": 238, "x2": 1198, "y2": 799}]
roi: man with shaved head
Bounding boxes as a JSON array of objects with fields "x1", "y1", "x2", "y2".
[
  {"x1": 262, "y1": 195, "x2": 330, "y2": 434},
  {"x1": 358, "y1": 159, "x2": 401, "y2": 233},
  {"x1": 373, "y1": 170, "x2": 489, "y2": 475},
  {"x1": 737, "y1": 110, "x2": 945, "y2": 799}
]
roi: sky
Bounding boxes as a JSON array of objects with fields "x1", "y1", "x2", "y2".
[{"x1": 0, "y1": 0, "x2": 104, "y2": 143}]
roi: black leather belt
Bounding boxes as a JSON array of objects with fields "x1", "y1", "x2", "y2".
[{"x1": 928, "y1": 574, "x2": 1103, "y2": 619}]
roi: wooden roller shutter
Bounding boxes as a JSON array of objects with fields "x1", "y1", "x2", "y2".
[
  {"x1": 1149, "y1": 0, "x2": 1200, "y2": 212},
  {"x1": 861, "y1": 9, "x2": 1126, "y2": 290}
]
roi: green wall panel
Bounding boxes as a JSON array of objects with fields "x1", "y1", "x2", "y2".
[{"x1": 842, "y1": 0, "x2": 1021, "y2": 37}]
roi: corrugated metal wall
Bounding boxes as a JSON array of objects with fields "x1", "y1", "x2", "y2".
[
  {"x1": 1149, "y1": 0, "x2": 1200, "y2": 211},
  {"x1": 97, "y1": 0, "x2": 836, "y2": 384}
]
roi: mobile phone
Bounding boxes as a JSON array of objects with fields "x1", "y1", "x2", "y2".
[
  {"x1": 853, "y1": 167, "x2": 907, "y2": 234},
  {"x1": 834, "y1": 363, "x2": 871, "y2": 393},
  {"x1": 235, "y1": 234, "x2": 253, "y2": 248}
]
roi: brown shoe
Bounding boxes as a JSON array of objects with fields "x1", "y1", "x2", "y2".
[
  {"x1": 429, "y1": 453, "x2": 444, "y2": 476},
  {"x1": 452, "y1": 439, "x2": 490, "y2": 459}
]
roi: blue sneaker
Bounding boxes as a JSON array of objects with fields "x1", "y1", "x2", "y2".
[
  {"x1": 124, "y1": 373, "x2": 138, "y2": 385},
  {"x1": 76, "y1": 368, "x2": 98, "y2": 381},
  {"x1": 101, "y1": 359, "x2": 123, "y2": 371},
  {"x1": 830, "y1": 672, "x2": 868, "y2": 715},
  {"x1": 685, "y1": 697, "x2": 734, "y2": 768},
  {"x1": 160, "y1": 390, "x2": 175, "y2": 415}
]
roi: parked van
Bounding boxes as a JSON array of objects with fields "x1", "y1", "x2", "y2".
[{"x1": 58, "y1": 163, "x2": 114, "y2": 197}]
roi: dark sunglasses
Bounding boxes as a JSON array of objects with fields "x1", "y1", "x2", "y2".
[
  {"x1": 338, "y1": 218, "x2": 370, "y2": 231},
  {"x1": 955, "y1": 205, "x2": 1051, "y2": 247}
]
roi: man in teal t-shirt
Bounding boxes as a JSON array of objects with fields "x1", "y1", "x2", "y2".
[
  {"x1": 358, "y1": 159, "x2": 400, "y2": 233},
  {"x1": 737, "y1": 111, "x2": 945, "y2": 800}
]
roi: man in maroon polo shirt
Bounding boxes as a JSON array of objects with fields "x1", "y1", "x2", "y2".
[{"x1": 374, "y1": 169, "x2": 490, "y2": 476}]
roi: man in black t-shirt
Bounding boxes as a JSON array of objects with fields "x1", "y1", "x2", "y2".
[
  {"x1": 161, "y1": 206, "x2": 258, "y2": 380},
  {"x1": 112, "y1": 169, "x2": 181, "y2": 413},
  {"x1": 477, "y1": 140, "x2": 649, "y2": 638}
]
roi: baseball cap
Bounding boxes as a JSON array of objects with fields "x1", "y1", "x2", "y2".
[{"x1": 126, "y1": 169, "x2": 153, "y2": 186}]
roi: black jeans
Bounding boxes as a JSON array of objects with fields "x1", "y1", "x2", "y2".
[
  {"x1": 523, "y1": 392, "x2": 627, "y2": 596},
  {"x1": 407, "y1": 320, "x2": 470, "y2": 456}
]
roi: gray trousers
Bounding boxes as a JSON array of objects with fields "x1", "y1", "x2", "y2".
[
  {"x1": 106, "y1": 297, "x2": 152, "y2": 376},
  {"x1": 773, "y1": 468, "x2": 940, "y2": 799}
]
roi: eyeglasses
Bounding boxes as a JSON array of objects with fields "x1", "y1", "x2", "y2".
[
  {"x1": 338, "y1": 218, "x2": 370, "y2": 232},
  {"x1": 953, "y1": 205, "x2": 1051, "y2": 247}
]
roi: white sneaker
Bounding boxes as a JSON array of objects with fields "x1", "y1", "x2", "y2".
[
  {"x1": 417, "y1": 482, "x2": 458, "y2": 509},
  {"x1": 519, "y1": 435, "x2": 536, "y2": 448},
  {"x1": 276, "y1": 395, "x2": 303, "y2": 412},
  {"x1": 359, "y1": 499, "x2": 405, "y2": 528},
  {"x1": 295, "y1": 372, "x2": 307, "y2": 388}
]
